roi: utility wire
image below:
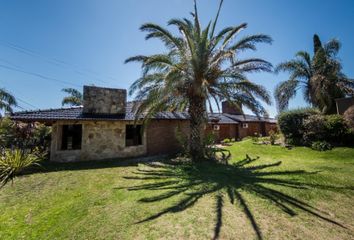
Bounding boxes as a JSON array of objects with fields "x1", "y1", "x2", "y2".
[
  {"x1": 0, "y1": 40, "x2": 116, "y2": 85},
  {"x1": 0, "y1": 79, "x2": 39, "y2": 110},
  {"x1": 0, "y1": 63, "x2": 82, "y2": 88}
]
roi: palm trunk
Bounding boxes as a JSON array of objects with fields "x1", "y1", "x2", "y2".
[{"x1": 188, "y1": 96, "x2": 206, "y2": 161}]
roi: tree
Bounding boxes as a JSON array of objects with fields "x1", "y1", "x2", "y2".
[
  {"x1": 0, "y1": 88, "x2": 17, "y2": 116},
  {"x1": 275, "y1": 34, "x2": 354, "y2": 114},
  {"x1": 126, "y1": 0, "x2": 273, "y2": 161},
  {"x1": 61, "y1": 88, "x2": 83, "y2": 107}
]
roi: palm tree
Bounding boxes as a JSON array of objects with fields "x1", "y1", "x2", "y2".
[
  {"x1": 61, "y1": 88, "x2": 83, "y2": 107},
  {"x1": 126, "y1": 0, "x2": 273, "y2": 161},
  {"x1": 274, "y1": 34, "x2": 354, "y2": 113},
  {"x1": 0, "y1": 88, "x2": 17, "y2": 116}
]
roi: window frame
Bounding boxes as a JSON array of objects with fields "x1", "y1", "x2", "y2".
[
  {"x1": 125, "y1": 124, "x2": 143, "y2": 147},
  {"x1": 242, "y1": 123, "x2": 249, "y2": 128},
  {"x1": 60, "y1": 124, "x2": 82, "y2": 151}
]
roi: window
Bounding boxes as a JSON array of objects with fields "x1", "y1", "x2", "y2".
[
  {"x1": 61, "y1": 124, "x2": 82, "y2": 150},
  {"x1": 126, "y1": 125, "x2": 143, "y2": 147},
  {"x1": 242, "y1": 123, "x2": 248, "y2": 128}
]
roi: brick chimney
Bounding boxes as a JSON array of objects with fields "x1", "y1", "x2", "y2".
[
  {"x1": 221, "y1": 101, "x2": 243, "y2": 115},
  {"x1": 83, "y1": 86, "x2": 127, "y2": 114}
]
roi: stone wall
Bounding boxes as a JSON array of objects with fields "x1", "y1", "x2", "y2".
[
  {"x1": 83, "y1": 86, "x2": 126, "y2": 114},
  {"x1": 50, "y1": 120, "x2": 146, "y2": 162}
]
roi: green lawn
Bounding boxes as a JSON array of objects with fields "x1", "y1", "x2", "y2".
[{"x1": 1, "y1": 140, "x2": 353, "y2": 239}]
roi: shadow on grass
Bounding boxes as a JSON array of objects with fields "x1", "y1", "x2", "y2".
[
  {"x1": 119, "y1": 155, "x2": 351, "y2": 240},
  {"x1": 22, "y1": 155, "x2": 167, "y2": 175}
]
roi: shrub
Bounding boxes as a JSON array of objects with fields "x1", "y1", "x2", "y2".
[
  {"x1": 324, "y1": 115, "x2": 349, "y2": 142},
  {"x1": 303, "y1": 115, "x2": 327, "y2": 144},
  {"x1": 268, "y1": 130, "x2": 278, "y2": 145},
  {"x1": 311, "y1": 141, "x2": 333, "y2": 151},
  {"x1": 343, "y1": 106, "x2": 354, "y2": 129},
  {"x1": 251, "y1": 132, "x2": 260, "y2": 143},
  {"x1": 278, "y1": 108, "x2": 319, "y2": 145},
  {"x1": 0, "y1": 149, "x2": 42, "y2": 187},
  {"x1": 221, "y1": 138, "x2": 231, "y2": 144},
  {"x1": 0, "y1": 118, "x2": 51, "y2": 155}
]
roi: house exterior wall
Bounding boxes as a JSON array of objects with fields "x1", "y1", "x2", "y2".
[
  {"x1": 206, "y1": 124, "x2": 238, "y2": 142},
  {"x1": 265, "y1": 122, "x2": 278, "y2": 134},
  {"x1": 336, "y1": 97, "x2": 354, "y2": 115},
  {"x1": 49, "y1": 119, "x2": 277, "y2": 162},
  {"x1": 237, "y1": 122, "x2": 277, "y2": 139},
  {"x1": 146, "y1": 120, "x2": 189, "y2": 155},
  {"x1": 50, "y1": 120, "x2": 146, "y2": 162},
  {"x1": 238, "y1": 122, "x2": 260, "y2": 139}
]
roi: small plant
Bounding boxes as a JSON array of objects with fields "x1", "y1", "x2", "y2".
[
  {"x1": 268, "y1": 130, "x2": 278, "y2": 145},
  {"x1": 221, "y1": 138, "x2": 232, "y2": 146},
  {"x1": 251, "y1": 132, "x2": 259, "y2": 143},
  {"x1": 0, "y1": 149, "x2": 42, "y2": 187},
  {"x1": 311, "y1": 141, "x2": 333, "y2": 151}
]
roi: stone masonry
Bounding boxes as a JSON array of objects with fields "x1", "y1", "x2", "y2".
[{"x1": 83, "y1": 86, "x2": 126, "y2": 114}]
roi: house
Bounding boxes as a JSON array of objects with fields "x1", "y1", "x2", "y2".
[
  {"x1": 335, "y1": 97, "x2": 354, "y2": 115},
  {"x1": 10, "y1": 86, "x2": 276, "y2": 162}
]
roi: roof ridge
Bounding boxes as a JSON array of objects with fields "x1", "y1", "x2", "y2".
[{"x1": 12, "y1": 105, "x2": 84, "y2": 115}]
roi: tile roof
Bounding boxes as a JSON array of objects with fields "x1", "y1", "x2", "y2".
[{"x1": 10, "y1": 102, "x2": 276, "y2": 123}]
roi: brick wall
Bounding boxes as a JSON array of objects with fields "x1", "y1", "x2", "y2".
[
  {"x1": 336, "y1": 97, "x2": 354, "y2": 114},
  {"x1": 265, "y1": 123, "x2": 278, "y2": 134},
  {"x1": 146, "y1": 120, "x2": 189, "y2": 155},
  {"x1": 206, "y1": 124, "x2": 238, "y2": 142}
]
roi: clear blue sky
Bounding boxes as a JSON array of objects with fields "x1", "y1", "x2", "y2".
[{"x1": 1, "y1": 0, "x2": 353, "y2": 117}]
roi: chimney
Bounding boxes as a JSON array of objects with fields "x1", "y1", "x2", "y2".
[
  {"x1": 222, "y1": 101, "x2": 243, "y2": 115},
  {"x1": 83, "y1": 86, "x2": 127, "y2": 115}
]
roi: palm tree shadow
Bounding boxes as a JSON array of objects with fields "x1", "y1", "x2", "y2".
[{"x1": 118, "y1": 155, "x2": 351, "y2": 240}]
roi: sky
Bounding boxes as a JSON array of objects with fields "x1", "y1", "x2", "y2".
[{"x1": 0, "y1": 0, "x2": 354, "y2": 117}]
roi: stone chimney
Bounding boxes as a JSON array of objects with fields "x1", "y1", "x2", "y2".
[
  {"x1": 83, "y1": 86, "x2": 126, "y2": 114},
  {"x1": 221, "y1": 101, "x2": 243, "y2": 115}
]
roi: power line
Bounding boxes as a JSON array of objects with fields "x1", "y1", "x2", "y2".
[
  {"x1": 0, "y1": 40, "x2": 117, "y2": 85},
  {"x1": 0, "y1": 63, "x2": 82, "y2": 88},
  {"x1": 0, "y1": 79, "x2": 39, "y2": 110}
]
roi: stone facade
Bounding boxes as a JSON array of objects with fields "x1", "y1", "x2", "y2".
[
  {"x1": 83, "y1": 86, "x2": 126, "y2": 114},
  {"x1": 50, "y1": 120, "x2": 146, "y2": 162}
]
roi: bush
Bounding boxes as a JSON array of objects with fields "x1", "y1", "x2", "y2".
[
  {"x1": 311, "y1": 141, "x2": 333, "y2": 151},
  {"x1": 278, "y1": 108, "x2": 319, "y2": 145},
  {"x1": 221, "y1": 138, "x2": 231, "y2": 145},
  {"x1": 303, "y1": 115, "x2": 327, "y2": 144},
  {"x1": 268, "y1": 130, "x2": 278, "y2": 145},
  {"x1": 0, "y1": 149, "x2": 42, "y2": 187},
  {"x1": 325, "y1": 115, "x2": 349, "y2": 142},
  {"x1": 0, "y1": 118, "x2": 51, "y2": 155},
  {"x1": 279, "y1": 108, "x2": 352, "y2": 147},
  {"x1": 344, "y1": 106, "x2": 354, "y2": 129}
]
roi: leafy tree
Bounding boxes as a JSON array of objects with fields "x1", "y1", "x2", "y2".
[
  {"x1": 0, "y1": 88, "x2": 17, "y2": 116},
  {"x1": 126, "y1": 0, "x2": 273, "y2": 161},
  {"x1": 61, "y1": 88, "x2": 83, "y2": 106},
  {"x1": 275, "y1": 34, "x2": 354, "y2": 114}
]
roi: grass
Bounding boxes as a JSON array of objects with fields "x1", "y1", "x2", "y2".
[{"x1": 0, "y1": 140, "x2": 353, "y2": 239}]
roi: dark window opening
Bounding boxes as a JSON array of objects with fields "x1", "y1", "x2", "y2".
[
  {"x1": 125, "y1": 125, "x2": 143, "y2": 147},
  {"x1": 61, "y1": 124, "x2": 82, "y2": 150}
]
